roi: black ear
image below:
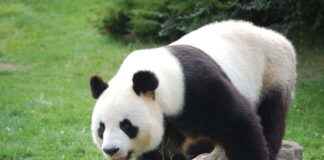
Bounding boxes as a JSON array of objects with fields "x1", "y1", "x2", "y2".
[
  {"x1": 90, "y1": 75, "x2": 108, "y2": 99},
  {"x1": 132, "y1": 71, "x2": 159, "y2": 96}
]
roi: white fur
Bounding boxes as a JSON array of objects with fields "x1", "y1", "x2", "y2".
[{"x1": 172, "y1": 20, "x2": 296, "y2": 107}]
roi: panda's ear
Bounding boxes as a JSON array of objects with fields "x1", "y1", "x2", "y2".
[
  {"x1": 90, "y1": 75, "x2": 108, "y2": 99},
  {"x1": 132, "y1": 71, "x2": 159, "y2": 96}
]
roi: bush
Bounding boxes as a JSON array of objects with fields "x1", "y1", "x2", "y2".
[
  {"x1": 101, "y1": 0, "x2": 324, "y2": 42},
  {"x1": 232, "y1": 0, "x2": 324, "y2": 35}
]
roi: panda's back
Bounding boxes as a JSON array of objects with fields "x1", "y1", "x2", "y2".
[{"x1": 171, "y1": 20, "x2": 296, "y2": 106}]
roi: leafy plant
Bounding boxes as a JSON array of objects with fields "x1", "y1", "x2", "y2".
[{"x1": 101, "y1": 0, "x2": 324, "y2": 42}]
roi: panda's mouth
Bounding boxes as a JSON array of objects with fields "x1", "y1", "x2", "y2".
[{"x1": 111, "y1": 151, "x2": 133, "y2": 160}]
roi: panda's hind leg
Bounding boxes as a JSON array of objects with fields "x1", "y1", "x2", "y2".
[{"x1": 257, "y1": 87, "x2": 291, "y2": 160}]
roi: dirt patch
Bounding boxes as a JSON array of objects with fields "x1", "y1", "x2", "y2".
[{"x1": 0, "y1": 63, "x2": 17, "y2": 71}]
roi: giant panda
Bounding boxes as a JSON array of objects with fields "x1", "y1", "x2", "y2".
[{"x1": 90, "y1": 20, "x2": 297, "y2": 160}]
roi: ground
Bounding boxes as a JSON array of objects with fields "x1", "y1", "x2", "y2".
[{"x1": 0, "y1": 0, "x2": 323, "y2": 160}]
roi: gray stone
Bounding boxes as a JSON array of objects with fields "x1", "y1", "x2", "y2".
[
  {"x1": 277, "y1": 141, "x2": 303, "y2": 160},
  {"x1": 193, "y1": 140, "x2": 303, "y2": 160}
]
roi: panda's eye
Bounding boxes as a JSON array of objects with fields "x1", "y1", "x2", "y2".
[
  {"x1": 98, "y1": 122, "x2": 105, "y2": 139},
  {"x1": 119, "y1": 119, "x2": 138, "y2": 139}
]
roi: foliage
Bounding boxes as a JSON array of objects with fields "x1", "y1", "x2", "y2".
[{"x1": 102, "y1": 0, "x2": 324, "y2": 42}]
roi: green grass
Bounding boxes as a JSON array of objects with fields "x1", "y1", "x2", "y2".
[
  {"x1": 286, "y1": 50, "x2": 324, "y2": 160},
  {"x1": 0, "y1": 0, "x2": 135, "y2": 159},
  {"x1": 0, "y1": 0, "x2": 323, "y2": 160}
]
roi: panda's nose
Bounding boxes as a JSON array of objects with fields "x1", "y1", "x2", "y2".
[{"x1": 103, "y1": 147, "x2": 119, "y2": 156}]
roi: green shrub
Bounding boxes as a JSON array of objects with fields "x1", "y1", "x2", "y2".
[{"x1": 101, "y1": 0, "x2": 324, "y2": 42}]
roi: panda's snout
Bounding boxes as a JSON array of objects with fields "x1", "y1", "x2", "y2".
[{"x1": 103, "y1": 147, "x2": 119, "y2": 156}]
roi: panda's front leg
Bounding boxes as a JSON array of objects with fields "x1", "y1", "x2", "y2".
[
  {"x1": 138, "y1": 150, "x2": 163, "y2": 160},
  {"x1": 219, "y1": 112, "x2": 270, "y2": 160},
  {"x1": 172, "y1": 152, "x2": 189, "y2": 160},
  {"x1": 138, "y1": 149, "x2": 188, "y2": 160}
]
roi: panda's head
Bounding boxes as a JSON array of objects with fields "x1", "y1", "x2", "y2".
[{"x1": 90, "y1": 71, "x2": 164, "y2": 160}]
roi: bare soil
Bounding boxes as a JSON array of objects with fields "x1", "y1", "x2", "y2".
[{"x1": 0, "y1": 63, "x2": 17, "y2": 71}]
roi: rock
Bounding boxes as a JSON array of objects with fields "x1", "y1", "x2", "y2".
[
  {"x1": 193, "y1": 140, "x2": 303, "y2": 160},
  {"x1": 193, "y1": 148, "x2": 227, "y2": 160},
  {"x1": 277, "y1": 141, "x2": 303, "y2": 160}
]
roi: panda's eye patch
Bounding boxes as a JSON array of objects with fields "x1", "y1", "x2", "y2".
[
  {"x1": 98, "y1": 122, "x2": 105, "y2": 139},
  {"x1": 119, "y1": 119, "x2": 138, "y2": 139}
]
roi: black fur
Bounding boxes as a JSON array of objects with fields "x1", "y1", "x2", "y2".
[
  {"x1": 139, "y1": 149, "x2": 163, "y2": 160},
  {"x1": 140, "y1": 149, "x2": 187, "y2": 160},
  {"x1": 120, "y1": 119, "x2": 139, "y2": 139},
  {"x1": 172, "y1": 153, "x2": 188, "y2": 160},
  {"x1": 90, "y1": 75, "x2": 108, "y2": 99},
  {"x1": 139, "y1": 122, "x2": 188, "y2": 160},
  {"x1": 162, "y1": 122, "x2": 187, "y2": 160},
  {"x1": 258, "y1": 88, "x2": 290, "y2": 160},
  {"x1": 98, "y1": 122, "x2": 105, "y2": 139},
  {"x1": 132, "y1": 71, "x2": 159, "y2": 96},
  {"x1": 161, "y1": 123, "x2": 214, "y2": 159},
  {"x1": 166, "y1": 45, "x2": 269, "y2": 160},
  {"x1": 185, "y1": 138, "x2": 215, "y2": 159}
]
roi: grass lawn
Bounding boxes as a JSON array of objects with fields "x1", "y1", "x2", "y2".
[{"x1": 0, "y1": 0, "x2": 323, "y2": 160}]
